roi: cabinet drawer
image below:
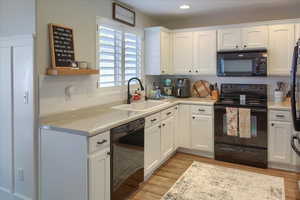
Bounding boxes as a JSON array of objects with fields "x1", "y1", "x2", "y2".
[
  {"x1": 89, "y1": 131, "x2": 110, "y2": 154},
  {"x1": 145, "y1": 113, "x2": 161, "y2": 128},
  {"x1": 161, "y1": 106, "x2": 177, "y2": 120},
  {"x1": 191, "y1": 105, "x2": 212, "y2": 115},
  {"x1": 270, "y1": 110, "x2": 291, "y2": 122}
]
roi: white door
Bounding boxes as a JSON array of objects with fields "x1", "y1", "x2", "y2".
[
  {"x1": 89, "y1": 149, "x2": 110, "y2": 200},
  {"x1": 161, "y1": 31, "x2": 171, "y2": 74},
  {"x1": 144, "y1": 125, "x2": 161, "y2": 176},
  {"x1": 191, "y1": 115, "x2": 213, "y2": 152},
  {"x1": 242, "y1": 26, "x2": 268, "y2": 49},
  {"x1": 173, "y1": 32, "x2": 193, "y2": 74},
  {"x1": 161, "y1": 116, "x2": 175, "y2": 160},
  {"x1": 0, "y1": 46, "x2": 13, "y2": 200},
  {"x1": 193, "y1": 30, "x2": 217, "y2": 75},
  {"x1": 218, "y1": 28, "x2": 241, "y2": 50},
  {"x1": 176, "y1": 105, "x2": 191, "y2": 148},
  {"x1": 268, "y1": 24, "x2": 295, "y2": 75},
  {"x1": 269, "y1": 121, "x2": 292, "y2": 164}
]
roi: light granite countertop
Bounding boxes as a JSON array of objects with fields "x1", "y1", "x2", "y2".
[
  {"x1": 40, "y1": 97, "x2": 216, "y2": 137},
  {"x1": 268, "y1": 100, "x2": 291, "y2": 111}
]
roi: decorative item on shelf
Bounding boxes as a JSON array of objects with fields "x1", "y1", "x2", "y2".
[
  {"x1": 47, "y1": 23, "x2": 98, "y2": 76},
  {"x1": 192, "y1": 80, "x2": 211, "y2": 98},
  {"x1": 77, "y1": 61, "x2": 89, "y2": 69},
  {"x1": 113, "y1": 2, "x2": 135, "y2": 27},
  {"x1": 49, "y1": 23, "x2": 75, "y2": 68}
]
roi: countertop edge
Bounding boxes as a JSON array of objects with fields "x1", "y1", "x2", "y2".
[{"x1": 39, "y1": 100, "x2": 216, "y2": 137}]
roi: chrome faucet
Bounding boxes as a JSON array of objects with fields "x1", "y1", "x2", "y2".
[{"x1": 127, "y1": 77, "x2": 145, "y2": 104}]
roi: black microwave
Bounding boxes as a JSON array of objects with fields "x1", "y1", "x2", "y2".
[{"x1": 217, "y1": 50, "x2": 267, "y2": 77}]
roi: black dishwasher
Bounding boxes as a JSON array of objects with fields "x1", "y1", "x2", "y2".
[{"x1": 110, "y1": 118, "x2": 145, "y2": 200}]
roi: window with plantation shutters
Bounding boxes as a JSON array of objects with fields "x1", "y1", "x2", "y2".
[{"x1": 98, "y1": 24, "x2": 142, "y2": 88}]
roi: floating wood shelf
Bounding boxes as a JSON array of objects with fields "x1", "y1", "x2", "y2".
[{"x1": 47, "y1": 68, "x2": 99, "y2": 76}]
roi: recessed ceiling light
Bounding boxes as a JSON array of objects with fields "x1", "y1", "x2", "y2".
[{"x1": 179, "y1": 4, "x2": 190, "y2": 10}]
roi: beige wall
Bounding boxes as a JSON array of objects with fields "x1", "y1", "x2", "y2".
[
  {"x1": 0, "y1": 0, "x2": 36, "y2": 36},
  {"x1": 160, "y1": 5, "x2": 300, "y2": 29},
  {"x1": 37, "y1": 0, "x2": 158, "y2": 116}
]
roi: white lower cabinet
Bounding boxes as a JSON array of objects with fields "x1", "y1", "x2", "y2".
[
  {"x1": 161, "y1": 115, "x2": 175, "y2": 160},
  {"x1": 269, "y1": 121, "x2": 292, "y2": 164},
  {"x1": 268, "y1": 109, "x2": 299, "y2": 172},
  {"x1": 145, "y1": 125, "x2": 161, "y2": 175},
  {"x1": 89, "y1": 149, "x2": 110, "y2": 200},
  {"x1": 177, "y1": 104, "x2": 191, "y2": 148},
  {"x1": 191, "y1": 115, "x2": 213, "y2": 152}
]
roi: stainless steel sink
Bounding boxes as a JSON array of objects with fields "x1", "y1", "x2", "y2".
[{"x1": 112, "y1": 100, "x2": 170, "y2": 112}]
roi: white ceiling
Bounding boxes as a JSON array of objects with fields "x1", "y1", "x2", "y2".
[{"x1": 118, "y1": 0, "x2": 300, "y2": 21}]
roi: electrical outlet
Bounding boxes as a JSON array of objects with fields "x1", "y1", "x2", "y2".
[{"x1": 16, "y1": 168, "x2": 24, "y2": 181}]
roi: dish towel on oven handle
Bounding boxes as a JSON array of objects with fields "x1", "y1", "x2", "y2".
[
  {"x1": 239, "y1": 108, "x2": 251, "y2": 138},
  {"x1": 226, "y1": 107, "x2": 238, "y2": 136}
]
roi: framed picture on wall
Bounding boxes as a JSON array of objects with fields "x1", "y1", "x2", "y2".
[{"x1": 113, "y1": 3, "x2": 136, "y2": 27}]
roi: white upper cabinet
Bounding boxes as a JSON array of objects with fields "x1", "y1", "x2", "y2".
[
  {"x1": 173, "y1": 32, "x2": 193, "y2": 74},
  {"x1": 161, "y1": 31, "x2": 171, "y2": 74},
  {"x1": 218, "y1": 28, "x2": 241, "y2": 50},
  {"x1": 218, "y1": 26, "x2": 268, "y2": 50},
  {"x1": 268, "y1": 24, "x2": 295, "y2": 75},
  {"x1": 145, "y1": 27, "x2": 171, "y2": 75},
  {"x1": 193, "y1": 30, "x2": 217, "y2": 75},
  {"x1": 242, "y1": 26, "x2": 268, "y2": 49}
]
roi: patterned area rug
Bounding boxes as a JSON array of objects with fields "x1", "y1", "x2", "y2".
[{"x1": 162, "y1": 161, "x2": 285, "y2": 200}]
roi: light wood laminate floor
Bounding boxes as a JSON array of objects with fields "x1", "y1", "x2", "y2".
[{"x1": 130, "y1": 153, "x2": 300, "y2": 200}]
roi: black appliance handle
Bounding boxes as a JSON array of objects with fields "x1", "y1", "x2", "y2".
[
  {"x1": 291, "y1": 135, "x2": 300, "y2": 156},
  {"x1": 291, "y1": 43, "x2": 300, "y2": 131}
]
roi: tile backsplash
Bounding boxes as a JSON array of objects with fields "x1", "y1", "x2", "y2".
[{"x1": 146, "y1": 75, "x2": 291, "y2": 100}]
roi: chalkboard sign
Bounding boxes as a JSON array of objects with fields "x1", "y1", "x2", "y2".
[{"x1": 49, "y1": 24, "x2": 75, "y2": 68}]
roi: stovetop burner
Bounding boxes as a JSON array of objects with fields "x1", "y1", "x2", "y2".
[{"x1": 215, "y1": 84, "x2": 268, "y2": 108}]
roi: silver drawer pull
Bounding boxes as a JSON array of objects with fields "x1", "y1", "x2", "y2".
[
  {"x1": 166, "y1": 112, "x2": 172, "y2": 115},
  {"x1": 97, "y1": 139, "x2": 107, "y2": 145},
  {"x1": 198, "y1": 109, "x2": 205, "y2": 112},
  {"x1": 151, "y1": 119, "x2": 157, "y2": 122},
  {"x1": 276, "y1": 114, "x2": 285, "y2": 118}
]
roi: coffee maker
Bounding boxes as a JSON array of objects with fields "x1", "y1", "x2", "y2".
[{"x1": 174, "y1": 78, "x2": 191, "y2": 98}]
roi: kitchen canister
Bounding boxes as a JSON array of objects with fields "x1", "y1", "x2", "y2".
[{"x1": 274, "y1": 90, "x2": 284, "y2": 103}]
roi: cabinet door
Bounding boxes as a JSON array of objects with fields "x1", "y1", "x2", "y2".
[
  {"x1": 296, "y1": 24, "x2": 300, "y2": 42},
  {"x1": 191, "y1": 115, "x2": 213, "y2": 152},
  {"x1": 242, "y1": 26, "x2": 268, "y2": 49},
  {"x1": 268, "y1": 24, "x2": 295, "y2": 75},
  {"x1": 269, "y1": 121, "x2": 292, "y2": 164},
  {"x1": 193, "y1": 30, "x2": 217, "y2": 75},
  {"x1": 161, "y1": 116, "x2": 175, "y2": 160},
  {"x1": 161, "y1": 31, "x2": 171, "y2": 74},
  {"x1": 218, "y1": 28, "x2": 241, "y2": 50},
  {"x1": 145, "y1": 125, "x2": 161, "y2": 175},
  {"x1": 89, "y1": 149, "x2": 110, "y2": 200},
  {"x1": 176, "y1": 105, "x2": 191, "y2": 148},
  {"x1": 173, "y1": 32, "x2": 193, "y2": 74}
]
